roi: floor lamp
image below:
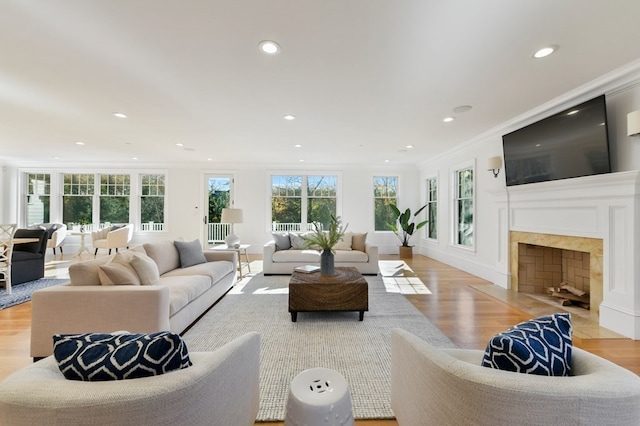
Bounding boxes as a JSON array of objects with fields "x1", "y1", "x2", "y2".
[{"x1": 221, "y1": 208, "x2": 243, "y2": 248}]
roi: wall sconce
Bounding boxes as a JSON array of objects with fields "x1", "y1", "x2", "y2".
[
  {"x1": 627, "y1": 110, "x2": 640, "y2": 136},
  {"x1": 487, "y1": 156, "x2": 502, "y2": 178}
]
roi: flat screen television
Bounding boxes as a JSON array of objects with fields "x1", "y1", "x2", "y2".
[{"x1": 502, "y1": 95, "x2": 611, "y2": 186}]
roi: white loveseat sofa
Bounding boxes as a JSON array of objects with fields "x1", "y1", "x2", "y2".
[
  {"x1": 390, "y1": 328, "x2": 640, "y2": 426},
  {"x1": 263, "y1": 232, "x2": 378, "y2": 275},
  {"x1": 1, "y1": 332, "x2": 260, "y2": 426},
  {"x1": 30, "y1": 240, "x2": 238, "y2": 359}
]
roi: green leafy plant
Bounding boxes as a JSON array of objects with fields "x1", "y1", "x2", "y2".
[
  {"x1": 302, "y1": 215, "x2": 348, "y2": 252},
  {"x1": 388, "y1": 204, "x2": 428, "y2": 247}
]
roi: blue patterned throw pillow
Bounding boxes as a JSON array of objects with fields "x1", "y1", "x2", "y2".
[
  {"x1": 481, "y1": 313, "x2": 572, "y2": 376},
  {"x1": 53, "y1": 331, "x2": 192, "y2": 381}
]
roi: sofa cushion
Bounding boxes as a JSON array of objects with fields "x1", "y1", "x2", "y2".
[
  {"x1": 289, "y1": 233, "x2": 306, "y2": 250},
  {"x1": 143, "y1": 240, "x2": 181, "y2": 275},
  {"x1": 272, "y1": 232, "x2": 291, "y2": 251},
  {"x1": 334, "y1": 250, "x2": 369, "y2": 262},
  {"x1": 98, "y1": 253, "x2": 141, "y2": 286},
  {"x1": 52, "y1": 331, "x2": 191, "y2": 381},
  {"x1": 334, "y1": 233, "x2": 352, "y2": 251},
  {"x1": 162, "y1": 260, "x2": 234, "y2": 283},
  {"x1": 157, "y1": 275, "x2": 212, "y2": 315},
  {"x1": 351, "y1": 233, "x2": 367, "y2": 252},
  {"x1": 130, "y1": 252, "x2": 160, "y2": 285},
  {"x1": 481, "y1": 313, "x2": 573, "y2": 376},
  {"x1": 273, "y1": 249, "x2": 321, "y2": 263},
  {"x1": 174, "y1": 239, "x2": 207, "y2": 268}
]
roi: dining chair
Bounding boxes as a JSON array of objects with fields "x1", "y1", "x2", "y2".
[{"x1": 0, "y1": 224, "x2": 18, "y2": 295}]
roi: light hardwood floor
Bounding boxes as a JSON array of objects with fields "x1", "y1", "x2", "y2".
[{"x1": 1, "y1": 252, "x2": 639, "y2": 426}]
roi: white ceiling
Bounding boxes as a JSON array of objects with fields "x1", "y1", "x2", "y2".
[{"x1": 2, "y1": 0, "x2": 640, "y2": 167}]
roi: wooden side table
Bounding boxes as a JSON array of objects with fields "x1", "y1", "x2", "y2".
[
  {"x1": 211, "y1": 244, "x2": 251, "y2": 279},
  {"x1": 288, "y1": 266, "x2": 368, "y2": 322}
]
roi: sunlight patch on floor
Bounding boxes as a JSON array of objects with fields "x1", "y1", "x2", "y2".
[{"x1": 383, "y1": 277, "x2": 431, "y2": 295}]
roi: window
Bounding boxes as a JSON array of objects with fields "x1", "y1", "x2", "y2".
[
  {"x1": 426, "y1": 177, "x2": 437, "y2": 240},
  {"x1": 373, "y1": 176, "x2": 397, "y2": 231},
  {"x1": 26, "y1": 173, "x2": 50, "y2": 226},
  {"x1": 307, "y1": 176, "x2": 337, "y2": 228},
  {"x1": 454, "y1": 167, "x2": 474, "y2": 247},
  {"x1": 141, "y1": 174, "x2": 166, "y2": 231},
  {"x1": 62, "y1": 173, "x2": 94, "y2": 226},
  {"x1": 100, "y1": 174, "x2": 130, "y2": 224},
  {"x1": 271, "y1": 175, "x2": 337, "y2": 231}
]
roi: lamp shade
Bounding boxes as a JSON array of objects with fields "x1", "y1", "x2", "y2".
[
  {"x1": 221, "y1": 208, "x2": 243, "y2": 224},
  {"x1": 628, "y1": 110, "x2": 640, "y2": 136},
  {"x1": 487, "y1": 156, "x2": 502, "y2": 170}
]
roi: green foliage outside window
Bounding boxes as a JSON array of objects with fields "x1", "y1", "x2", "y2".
[{"x1": 374, "y1": 176, "x2": 397, "y2": 231}]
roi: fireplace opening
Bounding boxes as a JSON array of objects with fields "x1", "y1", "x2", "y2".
[{"x1": 517, "y1": 243, "x2": 590, "y2": 310}]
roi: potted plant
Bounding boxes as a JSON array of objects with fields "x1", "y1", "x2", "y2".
[
  {"x1": 302, "y1": 215, "x2": 348, "y2": 275},
  {"x1": 77, "y1": 217, "x2": 90, "y2": 233},
  {"x1": 388, "y1": 203, "x2": 428, "y2": 258}
]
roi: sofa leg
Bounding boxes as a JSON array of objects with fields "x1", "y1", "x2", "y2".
[
  {"x1": 60, "y1": 246, "x2": 63, "y2": 254},
  {"x1": 94, "y1": 248, "x2": 98, "y2": 256},
  {"x1": 108, "y1": 249, "x2": 112, "y2": 255},
  {"x1": 52, "y1": 247, "x2": 56, "y2": 255}
]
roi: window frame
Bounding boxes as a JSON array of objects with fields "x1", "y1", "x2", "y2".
[
  {"x1": 268, "y1": 171, "x2": 342, "y2": 232},
  {"x1": 425, "y1": 175, "x2": 438, "y2": 241},
  {"x1": 451, "y1": 160, "x2": 475, "y2": 250},
  {"x1": 373, "y1": 175, "x2": 398, "y2": 232}
]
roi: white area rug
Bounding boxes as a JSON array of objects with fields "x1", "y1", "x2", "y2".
[{"x1": 183, "y1": 273, "x2": 454, "y2": 421}]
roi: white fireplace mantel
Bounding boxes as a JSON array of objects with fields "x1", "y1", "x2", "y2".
[{"x1": 503, "y1": 170, "x2": 640, "y2": 339}]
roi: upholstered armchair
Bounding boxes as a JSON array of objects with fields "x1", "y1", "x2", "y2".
[
  {"x1": 390, "y1": 328, "x2": 640, "y2": 425},
  {"x1": 91, "y1": 224, "x2": 133, "y2": 256},
  {"x1": 0, "y1": 332, "x2": 261, "y2": 426},
  {"x1": 11, "y1": 228, "x2": 47, "y2": 285},
  {"x1": 41, "y1": 223, "x2": 66, "y2": 255}
]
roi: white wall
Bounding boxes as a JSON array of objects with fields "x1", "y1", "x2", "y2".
[
  {"x1": 417, "y1": 61, "x2": 640, "y2": 286},
  {"x1": 0, "y1": 163, "x2": 420, "y2": 255}
]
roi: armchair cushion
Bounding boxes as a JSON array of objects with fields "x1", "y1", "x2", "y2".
[
  {"x1": 53, "y1": 331, "x2": 192, "y2": 381},
  {"x1": 174, "y1": 239, "x2": 207, "y2": 268},
  {"x1": 481, "y1": 313, "x2": 573, "y2": 376}
]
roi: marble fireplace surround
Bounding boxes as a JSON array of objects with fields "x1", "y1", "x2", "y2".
[
  {"x1": 504, "y1": 170, "x2": 640, "y2": 339},
  {"x1": 510, "y1": 231, "x2": 602, "y2": 321}
]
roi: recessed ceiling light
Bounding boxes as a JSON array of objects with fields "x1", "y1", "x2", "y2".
[
  {"x1": 207, "y1": 158, "x2": 212, "y2": 161},
  {"x1": 284, "y1": 114, "x2": 296, "y2": 120},
  {"x1": 443, "y1": 117, "x2": 455, "y2": 123},
  {"x1": 406, "y1": 145, "x2": 414, "y2": 149},
  {"x1": 113, "y1": 112, "x2": 127, "y2": 118},
  {"x1": 384, "y1": 159, "x2": 390, "y2": 163},
  {"x1": 567, "y1": 109, "x2": 579, "y2": 116},
  {"x1": 299, "y1": 159, "x2": 304, "y2": 162},
  {"x1": 52, "y1": 156, "x2": 61, "y2": 159},
  {"x1": 453, "y1": 105, "x2": 472, "y2": 114},
  {"x1": 294, "y1": 144, "x2": 302, "y2": 148},
  {"x1": 533, "y1": 45, "x2": 558, "y2": 59},
  {"x1": 75, "y1": 141, "x2": 85, "y2": 145},
  {"x1": 132, "y1": 156, "x2": 138, "y2": 160},
  {"x1": 176, "y1": 143, "x2": 184, "y2": 147},
  {"x1": 259, "y1": 40, "x2": 280, "y2": 55}
]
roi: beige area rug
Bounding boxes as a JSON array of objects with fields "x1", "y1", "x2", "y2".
[{"x1": 183, "y1": 273, "x2": 454, "y2": 421}]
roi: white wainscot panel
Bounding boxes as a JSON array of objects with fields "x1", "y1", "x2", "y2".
[{"x1": 511, "y1": 206, "x2": 599, "y2": 236}]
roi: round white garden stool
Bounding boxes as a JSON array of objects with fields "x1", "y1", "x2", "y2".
[{"x1": 284, "y1": 367, "x2": 354, "y2": 426}]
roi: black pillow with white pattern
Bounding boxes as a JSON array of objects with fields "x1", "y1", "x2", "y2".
[{"x1": 53, "y1": 331, "x2": 192, "y2": 381}]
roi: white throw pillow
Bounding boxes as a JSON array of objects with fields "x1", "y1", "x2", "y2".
[{"x1": 98, "y1": 253, "x2": 141, "y2": 286}]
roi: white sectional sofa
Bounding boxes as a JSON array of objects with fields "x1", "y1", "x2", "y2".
[
  {"x1": 263, "y1": 231, "x2": 379, "y2": 275},
  {"x1": 30, "y1": 240, "x2": 238, "y2": 359}
]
